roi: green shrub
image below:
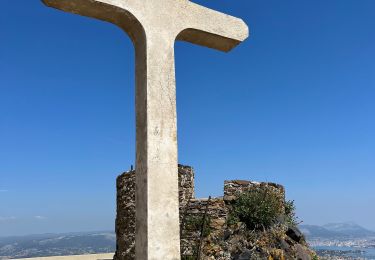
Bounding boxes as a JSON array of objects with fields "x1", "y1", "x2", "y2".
[
  {"x1": 285, "y1": 199, "x2": 299, "y2": 226},
  {"x1": 230, "y1": 186, "x2": 285, "y2": 230}
]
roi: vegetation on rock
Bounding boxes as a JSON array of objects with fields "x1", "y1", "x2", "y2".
[
  {"x1": 196, "y1": 184, "x2": 319, "y2": 259},
  {"x1": 284, "y1": 199, "x2": 299, "y2": 227},
  {"x1": 228, "y1": 186, "x2": 285, "y2": 230}
]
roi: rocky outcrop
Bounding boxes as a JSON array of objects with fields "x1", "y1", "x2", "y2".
[{"x1": 114, "y1": 165, "x2": 317, "y2": 260}]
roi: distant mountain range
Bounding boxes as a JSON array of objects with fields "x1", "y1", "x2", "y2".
[
  {"x1": 1, "y1": 223, "x2": 374, "y2": 259},
  {"x1": 0, "y1": 231, "x2": 115, "y2": 259},
  {"x1": 300, "y1": 222, "x2": 375, "y2": 239}
]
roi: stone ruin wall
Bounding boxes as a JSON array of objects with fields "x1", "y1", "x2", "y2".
[
  {"x1": 114, "y1": 165, "x2": 285, "y2": 260},
  {"x1": 114, "y1": 165, "x2": 195, "y2": 259}
]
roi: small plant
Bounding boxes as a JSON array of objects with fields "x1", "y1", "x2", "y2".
[
  {"x1": 202, "y1": 216, "x2": 212, "y2": 237},
  {"x1": 227, "y1": 212, "x2": 240, "y2": 226},
  {"x1": 230, "y1": 186, "x2": 285, "y2": 230},
  {"x1": 184, "y1": 215, "x2": 211, "y2": 237},
  {"x1": 285, "y1": 200, "x2": 299, "y2": 226},
  {"x1": 185, "y1": 215, "x2": 202, "y2": 231}
]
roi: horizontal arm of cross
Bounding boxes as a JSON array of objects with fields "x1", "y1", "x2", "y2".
[
  {"x1": 177, "y1": 2, "x2": 249, "y2": 52},
  {"x1": 43, "y1": 0, "x2": 249, "y2": 52},
  {"x1": 42, "y1": 0, "x2": 144, "y2": 44}
]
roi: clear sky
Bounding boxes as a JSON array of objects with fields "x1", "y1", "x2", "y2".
[{"x1": 1, "y1": 0, "x2": 374, "y2": 237}]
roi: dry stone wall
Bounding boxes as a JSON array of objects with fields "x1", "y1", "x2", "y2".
[
  {"x1": 114, "y1": 165, "x2": 196, "y2": 260},
  {"x1": 180, "y1": 198, "x2": 228, "y2": 257},
  {"x1": 115, "y1": 169, "x2": 135, "y2": 259},
  {"x1": 224, "y1": 180, "x2": 285, "y2": 202}
]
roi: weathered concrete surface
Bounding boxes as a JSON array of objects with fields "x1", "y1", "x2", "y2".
[
  {"x1": 18, "y1": 254, "x2": 114, "y2": 260},
  {"x1": 42, "y1": 1, "x2": 248, "y2": 259}
]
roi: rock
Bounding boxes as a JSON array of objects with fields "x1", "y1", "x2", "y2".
[
  {"x1": 279, "y1": 239, "x2": 290, "y2": 251},
  {"x1": 286, "y1": 226, "x2": 304, "y2": 243},
  {"x1": 224, "y1": 230, "x2": 232, "y2": 240},
  {"x1": 295, "y1": 244, "x2": 311, "y2": 260},
  {"x1": 234, "y1": 249, "x2": 252, "y2": 260},
  {"x1": 239, "y1": 249, "x2": 252, "y2": 259},
  {"x1": 223, "y1": 195, "x2": 237, "y2": 202},
  {"x1": 232, "y1": 180, "x2": 252, "y2": 185}
]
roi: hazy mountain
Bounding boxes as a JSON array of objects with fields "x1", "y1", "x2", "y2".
[
  {"x1": 299, "y1": 225, "x2": 343, "y2": 239},
  {"x1": 0, "y1": 231, "x2": 115, "y2": 259},
  {"x1": 2, "y1": 224, "x2": 375, "y2": 259},
  {"x1": 300, "y1": 222, "x2": 375, "y2": 239},
  {"x1": 323, "y1": 222, "x2": 375, "y2": 237}
]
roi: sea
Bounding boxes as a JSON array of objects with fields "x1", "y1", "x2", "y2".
[{"x1": 314, "y1": 246, "x2": 375, "y2": 260}]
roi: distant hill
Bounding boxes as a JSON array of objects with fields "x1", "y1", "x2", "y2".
[
  {"x1": 300, "y1": 222, "x2": 375, "y2": 239},
  {"x1": 0, "y1": 231, "x2": 115, "y2": 259},
  {"x1": 2, "y1": 223, "x2": 374, "y2": 259},
  {"x1": 323, "y1": 222, "x2": 375, "y2": 237},
  {"x1": 299, "y1": 225, "x2": 343, "y2": 239}
]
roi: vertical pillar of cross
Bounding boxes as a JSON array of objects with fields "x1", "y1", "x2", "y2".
[{"x1": 135, "y1": 32, "x2": 181, "y2": 259}]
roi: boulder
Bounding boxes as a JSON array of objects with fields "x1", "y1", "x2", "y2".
[{"x1": 286, "y1": 226, "x2": 304, "y2": 243}]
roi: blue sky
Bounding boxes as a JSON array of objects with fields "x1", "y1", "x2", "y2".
[{"x1": 1, "y1": 0, "x2": 374, "y2": 236}]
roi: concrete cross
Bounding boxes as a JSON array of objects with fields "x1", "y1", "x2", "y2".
[{"x1": 42, "y1": 0, "x2": 248, "y2": 259}]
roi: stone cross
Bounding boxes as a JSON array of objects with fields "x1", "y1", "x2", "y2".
[{"x1": 42, "y1": 0, "x2": 248, "y2": 259}]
